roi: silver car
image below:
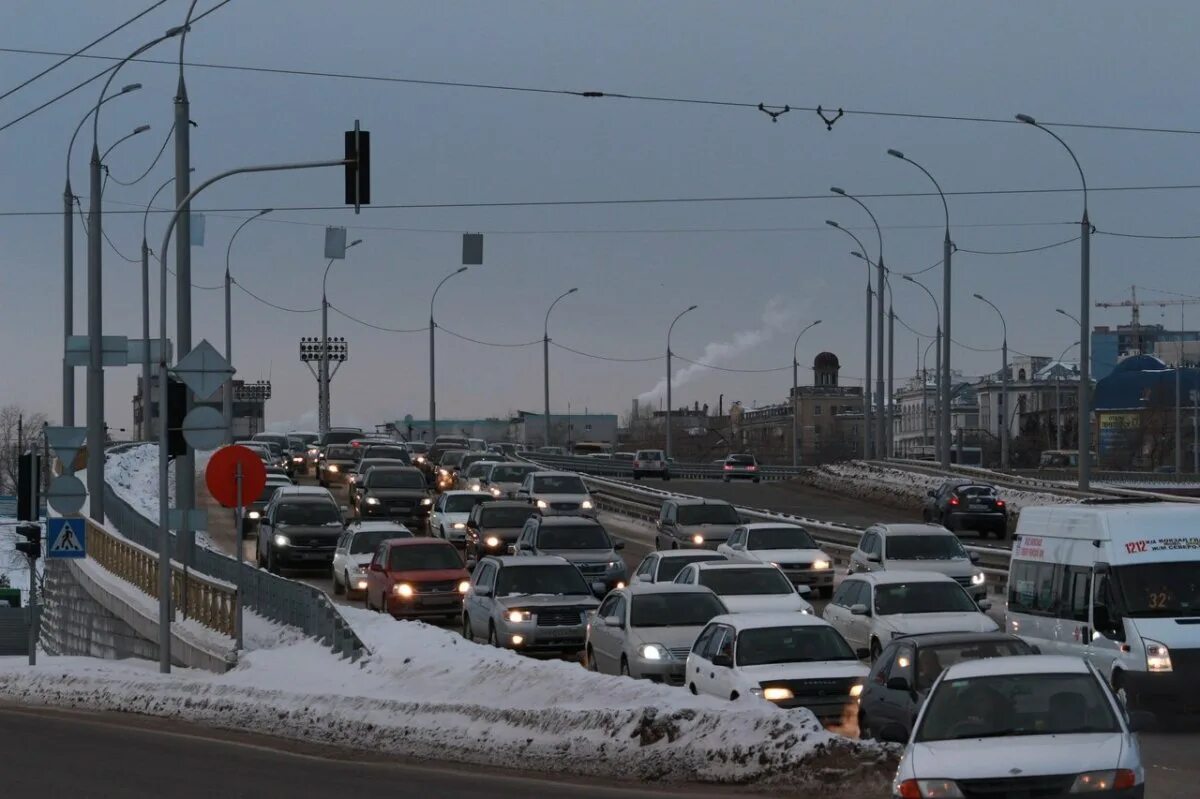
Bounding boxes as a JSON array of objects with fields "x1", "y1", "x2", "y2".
[
  {"x1": 484, "y1": 462, "x2": 539, "y2": 499},
  {"x1": 586, "y1": 582, "x2": 727, "y2": 684},
  {"x1": 517, "y1": 471, "x2": 597, "y2": 518},
  {"x1": 461, "y1": 555, "x2": 601, "y2": 654}
]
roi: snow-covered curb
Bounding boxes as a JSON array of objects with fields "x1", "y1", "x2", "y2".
[
  {"x1": 797, "y1": 461, "x2": 1075, "y2": 517},
  {"x1": 0, "y1": 617, "x2": 895, "y2": 788}
]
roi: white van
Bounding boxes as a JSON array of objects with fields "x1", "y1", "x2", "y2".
[{"x1": 1005, "y1": 500, "x2": 1200, "y2": 714}]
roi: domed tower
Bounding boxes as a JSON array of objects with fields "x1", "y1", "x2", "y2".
[{"x1": 813, "y1": 351, "x2": 840, "y2": 387}]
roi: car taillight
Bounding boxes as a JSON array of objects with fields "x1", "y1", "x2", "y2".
[
  {"x1": 995, "y1": 500, "x2": 1005, "y2": 508},
  {"x1": 634, "y1": 461, "x2": 640, "y2": 467},
  {"x1": 723, "y1": 464, "x2": 733, "y2": 470},
  {"x1": 747, "y1": 465, "x2": 757, "y2": 471},
  {"x1": 948, "y1": 496, "x2": 959, "y2": 506}
]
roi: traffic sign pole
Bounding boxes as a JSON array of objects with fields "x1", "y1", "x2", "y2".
[{"x1": 234, "y1": 460, "x2": 244, "y2": 651}]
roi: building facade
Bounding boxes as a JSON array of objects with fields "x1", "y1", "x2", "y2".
[{"x1": 1092, "y1": 323, "x2": 1200, "y2": 380}]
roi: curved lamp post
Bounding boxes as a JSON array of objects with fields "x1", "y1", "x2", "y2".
[
  {"x1": 792, "y1": 320, "x2": 822, "y2": 467},
  {"x1": 223, "y1": 209, "x2": 273, "y2": 442},
  {"x1": 974, "y1": 293, "x2": 1009, "y2": 469},
  {"x1": 904, "y1": 275, "x2": 942, "y2": 460},
  {"x1": 429, "y1": 266, "x2": 468, "y2": 439},
  {"x1": 318, "y1": 238, "x2": 363, "y2": 436},
  {"x1": 543, "y1": 288, "x2": 579, "y2": 448},
  {"x1": 665, "y1": 305, "x2": 698, "y2": 460},
  {"x1": 827, "y1": 220, "x2": 875, "y2": 459}
]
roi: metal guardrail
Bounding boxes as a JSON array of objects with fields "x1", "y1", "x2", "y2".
[
  {"x1": 522, "y1": 453, "x2": 805, "y2": 482},
  {"x1": 102, "y1": 484, "x2": 366, "y2": 660}
]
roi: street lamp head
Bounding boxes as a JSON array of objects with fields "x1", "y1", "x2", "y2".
[
  {"x1": 814, "y1": 319, "x2": 823, "y2": 326},
  {"x1": 164, "y1": 25, "x2": 187, "y2": 37},
  {"x1": 567, "y1": 287, "x2": 578, "y2": 294},
  {"x1": 851, "y1": 250, "x2": 865, "y2": 260},
  {"x1": 687, "y1": 304, "x2": 698, "y2": 312},
  {"x1": 825, "y1": 219, "x2": 840, "y2": 228},
  {"x1": 902, "y1": 274, "x2": 916, "y2": 284},
  {"x1": 972, "y1": 293, "x2": 985, "y2": 301},
  {"x1": 455, "y1": 266, "x2": 468, "y2": 274},
  {"x1": 830, "y1": 186, "x2": 846, "y2": 196},
  {"x1": 119, "y1": 83, "x2": 142, "y2": 94},
  {"x1": 347, "y1": 238, "x2": 363, "y2": 249},
  {"x1": 132, "y1": 124, "x2": 151, "y2": 135},
  {"x1": 257, "y1": 208, "x2": 273, "y2": 216},
  {"x1": 887, "y1": 148, "x2": 905, "y2": 160},
  {"x1": 1055, "y1": 308, "x2": 1068, "y2": 316},
  {"x1": 1015, "y1": 113, "x2": 1037, "y2": 125}
]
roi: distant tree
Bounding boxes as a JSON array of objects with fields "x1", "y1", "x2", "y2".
[{"x1": 0, "y1": 404, "x2": 50, "y2": 495}]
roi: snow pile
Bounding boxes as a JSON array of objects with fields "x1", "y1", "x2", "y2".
[
  {"x1": 0, "y1": 616, "x2": 895, "y2": 788},
  {"x1": 105, "y1": 444, "x2": 214, "y2": 546},
  {"x1": 797, "y1": 462, "x2": 1075, "y2": 516}
]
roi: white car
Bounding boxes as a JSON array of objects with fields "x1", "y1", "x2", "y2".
[
  {"x1": 516, "y1": 471, "x2": 597, "y2": 518},
  {"x1": 685, "y1": 613, "x2": 869, "y2": 724},
  {"x1": 630, "y1": 549, "x2": 727, "y2": 584},
  {"x1": 429, "y1": 490, "x2": 494, "y2": 545},
  {"x1": 458, "y1": 460, "x2": 501, "y2": 492},
  {"x1": 331, "y1": 521, "x2": 413, "y2": 598},
  {"x1": 717, "y1": 523, "x2": 836, "y2": 599},
  {"x1": 848, "y1": 523, "x2": 986, "y2": 601},
  {"x1": 673, "y1": 561, "x2": 813, "y2": 614},
  {"x1": 822, "y1": 571, "x2": 997, "y2": 661},
  {"x1": 484, "y1": 462, "x2": 539, "y2": 499},
  {"x1": 894, "y1": 655, "x2": 1149, "y2": 798}
]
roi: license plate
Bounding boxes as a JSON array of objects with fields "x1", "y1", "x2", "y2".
[
  {"x1": 539, "y1": 628, "x2": 579, "y2": 639},
  {"x1": 298, "y1": 552, "x2": 329, "y2": 561},
  {"x1": 421, "y1": 596, "x2": 456, "y2": 606},
  {"x1": 969, "y1": 504, "x2": 988, "y2": 511}
]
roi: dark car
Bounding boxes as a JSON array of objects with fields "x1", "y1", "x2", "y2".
[
  {"x1": 354, "y1": 466, "x2": 433, "y2": 523},
  {"x1": 513, "y1": 515, "x2": 627, "y2": 592},
  {"x1": 429, "y1": 436, "x2": 471, "y2": 465},
  {"x1": 722, "y1": 453, "x2": 760, "y2": 483},
  {"x1": 464, "y1": 501, "x2": 538, "y2": 561},
  {"x1": 318, "y1": 428, "x2": 364, "y2": 448},
  {"x1": 364, "y1": 538, "x2": 470, "y2": 620},
  {"x1": 242, "y1": 476, "x2": 292, "y2": 537},
  {"x1": 856, "y1": 631, "x2": 1036, "y2": 742},
  {"x1": 257, "y1": 487, "x2": 346, "y2": 574},
  {"x1": 348, "y1": 457, "x2": 411, "y2": 506},
  {"x1": 318, "y1": 444, "x2": 358, "y2": 488},
  {"x1": 435, "y1": 449, "x2": 469, "y2": 491},
  {"x1": 922, "y1": 480, "x2": 1008, "y2": 539}
]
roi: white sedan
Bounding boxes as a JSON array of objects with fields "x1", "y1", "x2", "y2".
[
  {"x1": 673, "y1": 561, "x2": 813, "y2": 614},
  {"x1": 429, "y1": 490, "x2": 494, "y2": 544},
  {"x1": 716, "y1": 523, "x2": 836, "y2": 598},
  {"x1": 331, "y1": 521, "x2": 412, "y2": 599}
]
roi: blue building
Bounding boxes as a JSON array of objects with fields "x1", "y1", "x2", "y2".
[
  {"x1": 1092, "y1": 354, "x2": 1200, "y2": 468},
  {"x1": 1092, "y1": 324, "x2": 1200, "y2": 380}
]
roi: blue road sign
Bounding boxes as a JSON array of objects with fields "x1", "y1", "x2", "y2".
[{"x1": 47, "y1": 518, "x2": 86, "y2": 559}]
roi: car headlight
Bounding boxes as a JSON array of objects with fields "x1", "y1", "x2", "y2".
[
  {"x1": 415, "y1": 455, "x2": 426, "y2": 464},
  {"x1": 292, "y1": 456, "x2": 304, "y2": 462},
  {"x1": 581, "y1": 500, "x2": 593, "y2": 509},
  {"x1": 761, "y1": 687, "x2": 794, "y2": 702},
  {"x1": 971, "y1": 572, "x2": 986, "y2": 586},
  {"x1": 327, "y1": 464, "x2": 339, "y2": 473},
  {"x1": 1146, "y1": 638, "x2": 1172, "y2": 672},
  {"x1": 247, "y1": 511, "x2": 261, "y2": 520},
  {"x1": 356, "y1": 564, "x2": 369, "y2": 573},
  {"x1": 485, "y1": 536, "x2": 501, "y2": 548},
  {"x1": 536, "y1": 499, "x2": 548, "y2": 509},
  {"x1": 439, "y1": 469, "x2": 450, "y2": 477},
  {"x1": 458, "y1": 580, "x2": 471, "y2": 593},
  {"x1": 393, "y1": 583, "x2": 414, "y2": 597},
  {"x1": 490, "y1": 487, "x2": 502, "y2": 497},
  {"x1": 691, "y1": 534, "x2": 704, "y2": 545},
  {"x1": 811, "y1": 559, "x2": 831, "y2": 570},
  {"x1": 849, "y1": 684, "x2": 863, "y2": 698},
  {"x1": 607, "y1": 560, "x2": 621, "y2": 569},
  {"x1": 894, "y1": 779, "x2": 964, "y2": 798},
  {"x1": 308, "y1": 448, "x2": 318, "y2": 456},
  {"x1": 421, "y1": 497, "x2": 433, "y2": 506},
  {"x1": 637, "y1": 643, "x2": 666, "y2": 661},
  {"x1": 469, "y1": 483, "x2": 481, "y2": 492},
  {"x1": 453, "y1": 522, "x2": 466, "y2": 530},
  {"x1": 273, "y1": 534, "x2": 290, "y2": 547},
  {"x1": 1069, "y1": 769, "x2": 1138, "y2": 793},
  {"x1": 507, "y1": 610, "x2": 532, "y2": 623}
]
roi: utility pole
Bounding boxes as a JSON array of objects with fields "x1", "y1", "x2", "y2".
[
  {"x1": 544, "y1": 288, "x2": 578, "y2": 449},
  {"x1": 888, "y1": 305, "x2": 895, "y2": 458},
  {"x1": 865, "y1": 286, "x2": 873, "y2": 458},
  {"x1": 666, "y1": 305, "x2": 698, "y2": 460},
  {"x1": 63, "y1": 180, "x2": 74, "y2": 427},
  {"x1": 174, "y1": 69, "x2": 195, "y2": 568}
]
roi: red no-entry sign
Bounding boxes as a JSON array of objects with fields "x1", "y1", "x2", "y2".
[{"x1": 205, "y1": 445, "x2": 268, "y2": 509}]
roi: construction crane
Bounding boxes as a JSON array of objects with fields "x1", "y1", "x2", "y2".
[{"x1": 1096, "y1": 285, "x2": 1200, "y2": 357}]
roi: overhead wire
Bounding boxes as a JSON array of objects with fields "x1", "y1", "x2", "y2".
[
  {"x1": 104, "y1": 122, "x2": 174, "y2": 186},
  {"x1": 551, "y1": 342, "x2": 662, "y2": 362},
  {"x1": 1096, "y1": 228, "x2": 1200, "y2": 240},
  {"x1": 231, "y1": 279, "x2": 318, "y2": 313},
  {"x1": 438, "y1": 325, "x2": 541, "y2": 348},
  {"x1": 328, "y1": 304, "x2": 428, "y2": 333}
]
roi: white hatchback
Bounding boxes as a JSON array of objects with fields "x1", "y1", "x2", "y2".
[
  {"x1": 673, "y1": 561, "x2": 813, "y2": 614},
  {"x1": 331, "y1": 521, "x2": 413, "y2": 599},
  {"x1": 894, "y1": 655, "x2": 1149, "y2": 798}
]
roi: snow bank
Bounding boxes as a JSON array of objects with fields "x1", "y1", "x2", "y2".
[
  {"x1": 105, "y1": 444, "x2": 214, "y2": 547},
  {"x1": 0, "y1": 618, "x2": 895, "y2": 788},
  {"x1": 797, "y1": 461, "x2": 1075, "y2": 516}
]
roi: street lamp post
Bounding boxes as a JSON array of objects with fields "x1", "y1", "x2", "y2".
[
  {"x1": 1018, "y1": 114, "x2": 1092, "y2": 489},
  {"x1": 64, "y1": 82, "x2": 141, "y2": 429},
  {"x1": 974, "y1": 293, "x2": 1009, "y2": 469},
  {"x1": 826, "y1": 220, "x2": 874, "y2": 460},
  {"x1": 224, "y1": 210, "x2": 272, "y2": 443},
  {"x1": 792, "y1": 320, "x2": 822, "y2": 467},
  {"x1": 1054, "y1": 340, "x2": 1080, "y2": 451},
  {"x1": 665, "y1": 305, "x2": 698, "y2": 461},
  {"x1": 1056, "y1": 308, "x2": 1084, "y2": 460},
  {"x1": 430, "y1": 267, "x2": 468, "y2": 440},
  {"x1": 831, "y1": 190, "x2": 887, "y2": 463},
  {"x1": 543, "y1": 288, "x2": 578, "y2": 448},
  {"x1": 320, "y1": 239, "x2": 362, "y2": 437},
  {"x1": 888, "y1": 150, "x2": 952, "y2": 469},
  {"x1": 904, "y1": 275, "x2": 943, "y2": 461},
  {"x1": 923, "y1": 338, "x2": 938, "y2": 456}
]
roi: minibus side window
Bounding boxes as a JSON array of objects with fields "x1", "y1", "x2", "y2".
[
  {"x1": 1009, "y1": 560, "x2": 1060, "y2": 616},
  {"x1": 1065, "y1": 566, "x2": 1091, "y2": 622}
]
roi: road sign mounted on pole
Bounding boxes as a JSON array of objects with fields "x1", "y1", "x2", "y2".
[
  {"x1": 65, "y1": 335, "x2": 129, "y2": 367},
  {"x1": 43, "y1": 426, "x2": 87, "y2": 470},
  {"x1": 182, "y1": 405, "x2": 227, "y2": 451},
  {"x1": 46, "y1": 474, "x2": 86, "y2": 516},
  {"x1": 172, "y1": 339, "x2": 234, "y2": 401},
  {"x1": 47, "y1": 518, "x2": 86, "y2": 559},
  {"x1": 205, "y1": 445, "x2": 267, "y2": 509}
]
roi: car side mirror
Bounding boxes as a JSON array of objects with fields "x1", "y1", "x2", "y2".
[
  {"x1": 613, "y1": 541, "x2": 625, "y2": 551},
  {"x1": 507, "y1": 545, "x2": 517, "y2": 555},
  {"x1": 977, "y1": 599, "x2": 993, "y2": 612},
  {"x1": 369, "y1": 563, "x2": 383, "y2": 572},
  {"x1": 1127, "y1": 710, "x2": 1157, "y2": 733},
  {"x1": 886, "y1": 676, "x2": 912, "y2": 692},
  {"x1": 465, "y1": 557, "x2": 477, "y2": 571},
  {"x1": 603, "y1": 615, "x2": 622, "y2": 628},
  {"x1": 711, "y1": 653, "x2": 733, "y2": 668},
  {"x1": 850, "y1": 603, "x2": 870, "y2": 616},
  {"x1": 855, "y1": 647, "x2": 870, "y2": 660},
  {"x1": 969, "y1": 552, "x2": 981, "y2": 564},
  {"x1": 796, "y1": 584, "x2": 812, "y2": 597},
  {"x1": 475, "y1": 585, "x2": 492, "y2": 598},
  {"x1": 590, "y1": 581, "x2": 608, "y2": 598},
  {"x1": 867, "y1": 553, "x2": 881, "y2": 563}
]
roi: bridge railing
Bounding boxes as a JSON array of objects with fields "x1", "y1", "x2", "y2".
[{"x1": 522, "y1": 453, "x2": 806, "y2": 481}]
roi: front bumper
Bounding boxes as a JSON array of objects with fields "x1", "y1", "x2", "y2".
[
  {"x1": 1123, "y1": 668, "x2": 1200, "y2": 714},
  {"x1": 772, "y1": 696, "x2": 856, "y2": 723},
  {"x1": 630, "y1": 658, "x2": 686, "y2": 683},
  {"x1": 387, "y1": 592, "x2": 464, "y2": 618},
  {"x1": 534, "y1": 506, "x2": 598, "y2": 518},
  {"x1": 498, "y1": 622, "x2": 588, "y2": 651},
  {"x1": 777, "y1": 567, "x2": 835, "y2": 589},
  {"x1": 360, "y1": 503, "x2": 430, "y2": 522},
  {"x1": 273, "y1": 547, "x2": 336, "y2": 567}
]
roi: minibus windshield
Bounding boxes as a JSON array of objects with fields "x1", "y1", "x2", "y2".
[{"x1": 1116, "y1": 561, "x2": 1200, "y2": 617}]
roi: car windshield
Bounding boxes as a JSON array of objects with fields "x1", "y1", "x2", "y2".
[
  {"x1": 496, "y1": 564, "x2": 589, "y2": 596},
  {"x1": 874, "y1": 582, "x2": 979, "y2": 615},
  {"x1": 747, "y1": 527, "x2": 818, "y2": 550},
  {"x1": 916, "y1": 672, "x2": 1119, "y2": 742},
  {"x1": 466, "y1": 463, "x2": 493, "y2": 478},
  {"x1": 537, "y1": 525, "x2": 610, "y2": 550},
  {"x1": 491, "y1": 465, "x2": 535, "y2": 482},
  {"x1": 350, "y1": 529, "x2": 410, "y2": 553},
  {"x1": 387, "y1": 544, "x2": 462, "y2": 571},
  {"x1": 677, "y1": 504, "x2": 740, "y2": 525},
  {"x1": 727, "y1": 454, "x2": 756, "y2": 465},
  {"x1": 656, "y1": 553, "x2": 726, "y2": 581},
  {"x1": 480, "y1": 507, "x2": 536, "y2": 528},
  {"x1": 887, "y1": 534, "x2": 968, "y2": 560},
  {"x1": 356, "y1": 460, "x2": 397, "y2": 474},
  {"x1": 445, "y1": 495, "x2": 491, "y2": 513},
  {"x1": 406, "y1": 443, "x2": 428, "y2": 454},
  {"x1": 325, "y1": 445, "x2": 354, "y2": 460},
  {"x1": 636, "y1": 451, "x2": 663, "y2": 460},
  {"x1": 532, "y1": 475, "x2": 586, "y2": 493},
  {"x1": 697, "y1": 568, "x2": 793, "y2": 596},
  {"x1": 363, "y1": 447, "x2": 410, "y2": 463},
  {"x1": 736, "y1": 625, "x2": 856, "y2": 666},
  {"x1": 290, "y1": 434, "x2": 319, "y2": 445},
  {"x1": 368, "y1": 470, "x2": 425, "y2": 489},
  {"x1": 322, "y1": 431, "x2": 361, "y2": 446},
  {"x1": 435, "y1": 438, "x2": 469, "y2": 449},
  {"x1": 257, "y1": 483, "x2": 287, "y2": 503},
  {"x1": 276, "y1": 501, "x2": 341, "y2": 526},
  {"x1": 440, "y1": 451, "x2": 466, "y2": 467},
  {"x1": 1114, "y1": 561, "x2": 1200, "y2": 617},
  {"x1": 913, "y1": 640, "x2": 1035, "y2": 690},
  {"x1": 630, "y1": 592, "x2": 726, "y2": 627},
  {"x1": 956, "y1": 485, "x2": 996, "y2": 498}
]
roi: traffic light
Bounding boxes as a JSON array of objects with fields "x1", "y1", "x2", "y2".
[
  {"x1": 16, "y1": 453, "x2": 39, "y2": 521},
  {"x1": 14, "y1": 523, "x2": 40, "y2": 560},
  {"x1": 167, "y1": 376, "x2": 188, "y2": 459},
  {"x1": 344, "y1": 121, "x2": 370, "y2": 212}
]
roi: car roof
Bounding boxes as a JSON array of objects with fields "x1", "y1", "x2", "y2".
[
  {"x1": 529, "y1": 470, "x2": 578, "y2": 478},
  {"x1": 655, "y1": 549, "x2": 728, "y2": 560},
  {"x1": 942, "y1": 654, "x2": 1089, "y2": 679},
  {"x1": 875, "y1": 523, "x2": 955, "y2": 536},
  {"x1": 349, "y1": 521, "x2": 412, "y2": 534},
  {"x1": 467, "y1": 460, "x2": 502, "y2": 468},
  {"x1": 741, "y1": 521, "x2": 808, "y2": 531},
  {"x1": 274, "y1": 486, "x2": 335, "y2": 498},
  {"x1": 535, "y1": 515, "x2": 603, "y2": 527},
  {"x1": 486, "y1": 555, "x2": 571, "y2": 567},
  {"x1": 479, "y1": 501, "x2": 536, "y2": 511},
  {"x1": 385, "y1": 537, "x2": 457, "y2": 549},
  {"x1": 889, "y1": 631, "x2": 1026, "y2": 648},
  {"x1": 440, "y1": 490, "x2": 485, "y2": 497},
  {"x1": 691, "y1": 561, "x2": 777, "y2": 571},
  {"x1": 365, "y1": 464, "x2": 421, "y2": 473},
  {"x1": 710, "y1": 612, "x2": 828, "y2": 631},
  {"x1": 670, "y1": 497, "x2": 733, "y2": 507},
  {"x1": 622, "y1": 582, "x2": 719, "y2": 597},
  {"x1": 851, "y1": 570, "x2": 957, "y2": 585}
]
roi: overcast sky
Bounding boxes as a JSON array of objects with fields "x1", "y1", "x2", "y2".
[{"x1": 3, "y1": 1, "x2": 1200, "y2": 434}]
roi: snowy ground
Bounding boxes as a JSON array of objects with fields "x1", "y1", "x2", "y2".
[
  {"x1": 105, "y1": 444, "x2": 215, "y2": 547},
  {"x1": 797, "y1": 461, "x2": 1075, "y2": 517},
  {"x1": 0, "y1": 613, "x2": 895, "y2": 788}
]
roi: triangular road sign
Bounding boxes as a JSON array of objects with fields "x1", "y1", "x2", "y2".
[
  {"x1": 44, "y1": 426, "x2": 87, "y2": 465},
  {"x1": 47, "y1": 517, "x2": 86, "y2": 559},
  {"x1": 172, "y1": 339, "x2": 234, "y2": 400}
]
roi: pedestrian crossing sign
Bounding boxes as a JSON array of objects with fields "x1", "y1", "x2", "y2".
[{"x1": 47, "y1": 518, "x2": 86, "y2": 559}]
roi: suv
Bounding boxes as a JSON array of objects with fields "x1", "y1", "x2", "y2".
[
  {"x1": 513, "y1": 515, "x2": 627, "y2": 591},
  {"x1": 429, "y1": 436, "x2": 470, "y2": 464},
  {"x1": 632, "y1": 449, "x2": 669, "y2": 481},
  {"x1": 722, "y1": 453, "x2": 760, "y2": 483},
  {"x1": 462, "y1": 556, "x2": 601, "y2": 654},
  {"x1": 464, "y1": 501, "x2": 538, "y2": 561},
  {"x1": 517, "y1": 471, "x2": 596, "y2": 517},
  {"x1": 655, "y1": 498, "x2": 741, "y2": 550},
  {"x1": 922, "y1": 480, "x2": 1008, "y2": 539},
  {"x1": 718, "y1": 523, "x2": 836, "y2": 598},
  {"x1": 848, "y1": 523, "x2": 986, "y2": 601},
  {"x1": 353, "y1": 466, "x2": 432, "y2": 523},
  {"x1": 319, "y1": 427, "x2": 364, "y2": 448},
  {"x1": 484, "y1": 462, "x2": 538, "y2": 499},
  {"x1": 317, "y1": 444, "x2": 357, "y2": 488},
  {"x1": 257, "y1": 486, "x2": 345, "y2": 573}
]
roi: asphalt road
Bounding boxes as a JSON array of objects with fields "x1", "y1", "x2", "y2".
[{"x1": 0, "y1": 704, "x2": 764, "y2": 799}]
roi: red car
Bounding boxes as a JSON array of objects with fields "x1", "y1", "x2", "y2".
[{"x1": 364, "y1": 538, "x2": 471, "y2": 620}]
